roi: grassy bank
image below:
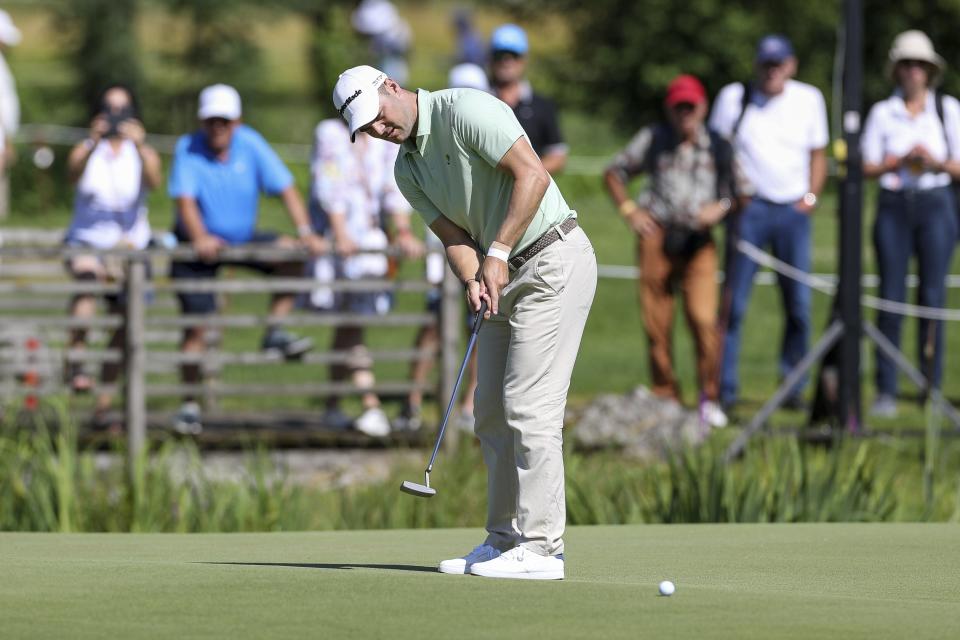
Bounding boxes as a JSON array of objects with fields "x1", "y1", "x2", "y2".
[{"x1": 3, "y1": 408, "x2": 960, "y2": 533}]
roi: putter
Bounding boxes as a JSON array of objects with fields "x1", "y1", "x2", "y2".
[{"x1": 401, "y1": 299, "x2": 488, "y2": 498}]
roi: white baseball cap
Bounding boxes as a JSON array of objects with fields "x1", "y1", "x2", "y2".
[
  {"x1": 448, "y1": 63, "x2": 490, "y2": 92},
  {"x1": 0, "y1": 10, "x2": 21, "y2": 47},
  {"x1": 333, "y1": 65, "x2": 387, "y2": 142},
  {"x1": 198, "y1": 84, "x2": 242, "y2": 121}
]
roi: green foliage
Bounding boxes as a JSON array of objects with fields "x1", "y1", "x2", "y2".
[
  {"x1": 156, "y1": 0, "x2": 266, "y2": 133},
  {"x1": 54, "y1": 0, "x2": 143, "y2": 121},
  {"x1": 2, "y1": 402, "x2": 959, "y2": 532},
  {"x1": 493, "y1": 0, "x2": 960, "y2": 126}
]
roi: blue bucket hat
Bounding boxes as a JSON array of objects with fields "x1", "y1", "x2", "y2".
[{"x1": 490, "y1": 24, "x2": 528, "y2": 56}]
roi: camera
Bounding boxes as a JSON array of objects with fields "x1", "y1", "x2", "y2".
[{"x1": 103, "y1": 105, "x2": 134, "y2": 138}]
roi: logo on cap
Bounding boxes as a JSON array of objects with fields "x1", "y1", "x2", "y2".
[{"x1": 339, "y1": 89, "x2": 362, "y2": 116}]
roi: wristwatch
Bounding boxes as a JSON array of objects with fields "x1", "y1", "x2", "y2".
[
  {"x1": 718, "y1": 197, "x2": 732, "y2": 213},
  {"x1": 802, "y1": 192, "x2": 818, "y2": 208}
]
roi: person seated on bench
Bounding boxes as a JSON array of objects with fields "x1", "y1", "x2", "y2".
[
  {"x1": 167, "y1": 84, "x2": 326, "y2": 434},
  {"x1": 63, "y1": 83, "x2": 161, "y2": 429}
]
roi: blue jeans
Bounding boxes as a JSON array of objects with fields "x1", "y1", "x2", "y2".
[
  {"x1": 873, "y1": 186, "x2": 957, "y2": 396},
  {"x1": 720, "y1": 199, "x2": 811, "y2": 406}
]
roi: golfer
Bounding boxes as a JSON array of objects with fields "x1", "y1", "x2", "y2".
[{"x1": 333, "y1": 66, "x2": 596, "y2": 580}]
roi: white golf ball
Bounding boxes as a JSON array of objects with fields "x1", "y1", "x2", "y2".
[{"x1": 658, "y1": 580, "x2": 675, "y2": 596}]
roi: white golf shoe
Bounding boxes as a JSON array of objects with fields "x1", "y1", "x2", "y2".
[
  {"x1": 469, "y1": 546, "x2": 564, "y2": 580},
  {"x1": 438, "y1": 544, "x2": 500, "y2": 575}
]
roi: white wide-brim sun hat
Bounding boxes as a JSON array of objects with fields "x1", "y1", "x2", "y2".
[{"x1": 887, "y1": 30, "x2": 946, "y2": 85}]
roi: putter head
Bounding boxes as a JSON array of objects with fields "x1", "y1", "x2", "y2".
[{"x1": 400, "y1": 480, "x2": 437, "y2": 498}]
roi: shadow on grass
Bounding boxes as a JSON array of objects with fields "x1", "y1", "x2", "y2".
[{"x1": 200, "y1": 562, "x2": 436, "y2": 573}]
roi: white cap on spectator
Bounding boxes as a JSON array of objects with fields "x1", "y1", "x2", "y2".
[
  {"x1": 351, "y1": 0, "x2": 398, "y2": 36},
  {"x1": 0, "y1": 10, "x2": 21, "y2": 46},
  {"x1": 198, "y1": 84, "x2": 242, "y2": 120},
  {"x1": 333, "y1": 65, "x2": 387, "y2": 142},
  {"x1": 448, "y1": 63, "x2": 490, "y2": 92}
]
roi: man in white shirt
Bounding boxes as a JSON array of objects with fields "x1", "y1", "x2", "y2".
[{"x1": 709, "y1": 34, "x2": 829, "y2": 411}]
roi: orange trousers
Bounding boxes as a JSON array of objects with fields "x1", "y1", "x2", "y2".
[{"x1": 637, "y1": 228, "x2": 721, "y2": 402}]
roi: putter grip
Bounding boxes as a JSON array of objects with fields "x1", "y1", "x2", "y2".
[{"x1": 472, "y1": 300, "x2": 488, "y2": 334}]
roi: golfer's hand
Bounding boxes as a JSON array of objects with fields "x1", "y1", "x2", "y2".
[
  {"x1": 465, "y1": 278, "x2": 487, "y2": 316},
  {"x1": 193, "y1": 234, "x2": 224, "y2": 262},
  {"x1": 479, "y1": 256, "x2": 508, "y2": 317}
]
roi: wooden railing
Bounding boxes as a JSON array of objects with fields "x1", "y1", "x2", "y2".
[{"x1": 0, "y1": 229, "x2": 464, "y2": 461}]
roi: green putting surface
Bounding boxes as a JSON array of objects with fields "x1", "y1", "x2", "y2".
[{"x1": 2, "y1": 524, "x2": 958, "y2": 639}]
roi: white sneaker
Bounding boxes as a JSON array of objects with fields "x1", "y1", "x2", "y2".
[
  {"x1": 701, "y1": 400, "x2": 729, "y2": 429},
  {"x1": 469, "y1": 546, "x2": 564, "y2": 580},
  {"x1": 354, "y1": 406, "x2": 390, "y2": 437},
  {"x1": 438, "y1": 544, "x2": 500, "y2": 575}
]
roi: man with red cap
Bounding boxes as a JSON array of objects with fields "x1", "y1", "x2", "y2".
[{"x1": 604, "y1": 74, "x2": 751, "y2": 429}]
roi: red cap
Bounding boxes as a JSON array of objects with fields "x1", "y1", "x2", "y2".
[{"x1": 665, "y1": 75, "x2": 707, "y2": 107}]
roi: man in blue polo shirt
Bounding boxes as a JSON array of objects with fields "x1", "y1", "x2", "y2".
[{"x1": 168, "y1": 83, "x2": 326, "y2": 433}]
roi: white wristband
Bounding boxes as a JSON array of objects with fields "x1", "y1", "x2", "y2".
[{"x1": 487, "y1": 247, "x2": 510, "y2": 263}]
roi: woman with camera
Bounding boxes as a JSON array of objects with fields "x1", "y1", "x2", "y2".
[
  {"x1": 63, "y1": 84, "x2": 162, "y2": 429},
  {"x1": 604, "y1": 74, "x2": 750, "y2": 430},
  {"x1": 862, "y1": 31, "x2": 960, "y2": 418}
]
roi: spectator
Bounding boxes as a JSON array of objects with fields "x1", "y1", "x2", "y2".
[
  {"x1": 351, "y1": 0, "x2": 412, "y2": 85},
  {"x1": 395, "y1": 64, "x2": 490, "y2": 433},
  {"x1": 862, "y1": 30, "x2": 959, "y2": 418},
  {"x1": 63, "y1": 84, "x2": 161, "y2": 428},
  {"x1": 0, "y1": 9, "x2": 20, "y2": 219},
  {"x1": 451, "y1": 8, "x2": 485, "y2": 67},
  {"x1": 168, "y1": 84, "x2": 326, "y2": 434},
  {"x1": 604, "y1": 75, "x2": 749, "y2": 429},
  {"x1": 709, "y1": 34, "x2": 828, "y2": 411},
  {"x1": 448, "y1": 63, "x2": 490, "y2": 93},
  {"x1": 488, "y1": 24, "x2": 567, "y2": 175},
  {"x1": 308, "y1": 118, "x2": 423, "y2": 436}
]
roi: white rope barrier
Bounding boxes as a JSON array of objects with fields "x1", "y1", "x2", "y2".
[{"x1": 735, "y1": 239, "x2": 960, "y2": 322}]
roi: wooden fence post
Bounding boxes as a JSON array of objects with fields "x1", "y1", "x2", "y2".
[
  {"x1": 124, "y1": 259, "x2": 147, "y2": 466},
  {"x1": 439, "y1": 265, "x2": 462, "y2": 450}
]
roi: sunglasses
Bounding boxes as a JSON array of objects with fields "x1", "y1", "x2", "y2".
[
  {"x1": 492, "y1": 50, "x2": 522, "y2": 62},
  {"x1": 897, "y1": 59, "x2": 929, "y2": 69},
  {"x1": 202, "y1": 117, "x2": 231, "y2": 128}
]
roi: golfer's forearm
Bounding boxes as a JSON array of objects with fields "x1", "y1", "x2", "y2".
[
  {"x1": 428, "y1": 216, "x2": 483, "y2": 284},
  {"x1": 445, "y1": 243, "x2": 484, "y2": 284},
  {"x1": 494, "y1": 172, "x2": 549, "y2": 250}
]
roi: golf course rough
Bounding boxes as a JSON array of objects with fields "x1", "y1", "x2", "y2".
[{"x1": 2, "y1": 524, "x2": 958, "y2": 639}]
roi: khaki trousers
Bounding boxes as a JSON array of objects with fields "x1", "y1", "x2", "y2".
[
  {"x1": 475, "y1": 225, "x2": 597, "y2": 557},
  {"x1": 637, "y1": 228, "x2": 720, "y2": 401}
]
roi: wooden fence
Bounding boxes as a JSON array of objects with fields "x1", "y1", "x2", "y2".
[{"x1": 0, "y1": 228, "x2": 464, "y2": 461}]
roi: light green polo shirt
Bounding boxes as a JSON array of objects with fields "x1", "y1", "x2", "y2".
[{"x1": 394, "y1": 89, "x2": 574, "y2": 256}]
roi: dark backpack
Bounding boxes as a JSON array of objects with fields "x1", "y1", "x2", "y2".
[
  {"x1": 643, "y1": 123, "x2": 737, "y2": 201},
  {"x1": 643, "y1": 123, "x2": 736, "y2": 257}
]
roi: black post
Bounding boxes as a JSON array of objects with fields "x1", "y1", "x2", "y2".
[{"x1": 837, "y1": 0, "x2": 863, "y2": 432}]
